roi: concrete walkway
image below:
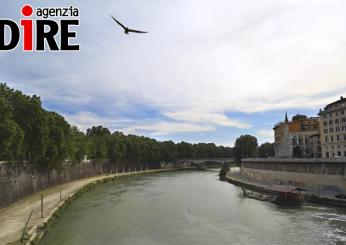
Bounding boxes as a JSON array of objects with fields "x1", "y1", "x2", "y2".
[{"x1": 0, "y1": 169, "x2": 167, "y2": 245}]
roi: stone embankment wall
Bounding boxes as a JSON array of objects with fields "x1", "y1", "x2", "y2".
[
  {"x1": 241, "y1": 158, "x2": 346, "y2": 192},
  {"x1": 0, "y1": 160, "x2": 147, "y2": 208}
]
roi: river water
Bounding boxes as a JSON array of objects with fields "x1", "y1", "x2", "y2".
[{"x1": 40, "y1": 169, "x2": 346, "y2": 245}]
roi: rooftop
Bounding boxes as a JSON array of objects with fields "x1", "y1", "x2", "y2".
[{"x1": 322, "y1": 96, "x2": 346, "y2": 112}]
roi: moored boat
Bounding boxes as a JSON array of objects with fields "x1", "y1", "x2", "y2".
[
  {"x1": 268, "y1": 185, "x2": 304, "y2": 206},
  {"x1": 241, "y1": 184, "x2": 275, "y2": 201}
]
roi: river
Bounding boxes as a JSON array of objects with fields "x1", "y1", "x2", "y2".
[{"x1": 40, "y1": 169, "x2": 346, "y2": 245}]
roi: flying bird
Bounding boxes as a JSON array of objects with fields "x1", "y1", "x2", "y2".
[{"x1": 110, "y1": 15, "x2": 148, "y2": 34}]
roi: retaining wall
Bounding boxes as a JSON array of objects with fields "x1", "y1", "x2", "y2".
[
  {"x1": 0, "y1": 160, "x2": 143, "y2": 208},
  {"x1": 241, "y1": 158, "x2": 346, "y2": 192}
]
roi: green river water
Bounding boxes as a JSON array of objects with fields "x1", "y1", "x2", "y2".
[{"x1": 40, "y1": 169, "x2": 346, "y2": 245}]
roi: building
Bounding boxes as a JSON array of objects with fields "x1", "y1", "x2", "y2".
[
  {"x1": 318, "y1": 96, "x2": 346, "y2": 158},
  {"x1": 274, "y1": 114, "x2": 321, "y2": 158}
]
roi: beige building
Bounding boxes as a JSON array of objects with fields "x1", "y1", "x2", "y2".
[
  {"x1": 274, "y1": 114, "x2": 321, "y2": 158},
  {"x1": 318, "y1": 96, "x2": 346, "y2": 158}
]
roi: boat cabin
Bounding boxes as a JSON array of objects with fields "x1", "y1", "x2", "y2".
[{"x1": 268, "y1": 185, "x2": 304, "y2": 206}]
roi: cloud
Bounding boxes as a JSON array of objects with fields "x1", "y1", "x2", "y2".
[
  {"x1": 64, "y1": 112, "x2": 134, "y2": 132},
  {"x1": 256, "y1": 129, "x2": 274, "y2": 144},
  {"x1": 65, "y1": 111, "x2": 214, "y2": 136},
  {"x1": 120, "y1": 121, "x2": 214, "y2": 136},
  {"x1": 164, "y1": 111, "x2": 252, "y2": 129},
  {"x1": 1, "y1": 0, "x2": 346, "y2": 145}
]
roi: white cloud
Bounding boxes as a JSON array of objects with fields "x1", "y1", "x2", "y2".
[
  {"x1": 64, "y1": 112, "x2": 133, "y2": 132},
  {"x1": 256, "y1": 129, "x2": 274, "y2": 144},
  {"x1": 2, "y1": 0, "x2": 346, "y2": 143},
  {"x1": 164, "y1": 111, "x2": 252, "y2": 129},
  {"x1": 65, "y1": 112, "x2": 215, "y2": 136},
  {"x1": 120, "y1": 121, "x2": 214, "y2": 136}
]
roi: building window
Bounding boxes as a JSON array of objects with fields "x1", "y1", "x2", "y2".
[
  {"x1": 331, "y1": 135, "x2": 334, "y2": 142},
  {"x1": 336, "y1": 112, "x2": 339, "y2": 116},
  {"x1": 326, "y1": 152, "x2": 329, "y2": 158},
  {"x1": 336, "y1": 119, "x2": 339, "y2": 124},
  {"x1": 342, "y1": 111, "x2": 345, "y2": 115},
  {"x1": 337, "y1": 135, "x2": 340, "y2": 141},
  {"x1": 324, "y1": 129, "x2": 328, "y2": 134},
  {"x1": 344, "y1": 134, "x2": 346, "y2": 141},
  {"x1": 329, "y1": 120, "x2": 333, "y2": 125},
  {"x1": 336, "y1": 127, "x2": 340, "y2": 132},
  {"x1": 342, "y1": 118, "x2": 346, "y2": 122},
  {"x1": 329, "y1": 128, "x2": 334, "y2": 133},
  {"x1": 330, "y1": 114, "x2": 332, "y2": 118},
  {"x1": 344, "y1": 151, "x2": 346, "y2": 157},
  {"x1": 324, "y1": 121, "x2": 327, "y2": 126},
  {"x1": 338, "y1": 151, "x2": 342, "y2": 156},
  {"x1": 325, "y1": 136, "x2": 328, "y2": 142}
]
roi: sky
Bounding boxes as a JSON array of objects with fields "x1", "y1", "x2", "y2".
[{"x1": 1, "y1": 0, "x2": 346, "y2": 146}]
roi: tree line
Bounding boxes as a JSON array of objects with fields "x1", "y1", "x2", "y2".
[
  {"x1": 0, "y1": 83, "x2": 236, "y2": 170},
  {"x1": 0, "y1": 83, "x2": 274, "y2": 170}
]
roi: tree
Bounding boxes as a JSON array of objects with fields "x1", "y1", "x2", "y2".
[
  {"x1": 0, "y1": 119, "x2": 24, "y2": 161},
  {"x1": 233, "y1": 135, "x2": 258, "y2": 163},
  {"x1": 70, "y1": 126, "x2": 89, "y2": 160},
  {"x1": 0, "y1": 97, "x2": 24, "y2": 160},
  {"x1": 258, "y1": 142, "x2": 274, "y2": 158},
  {"x1": 86, "y1": 126, "x2": 111, "y2": 159},
  {"x1": 177, "y1": 141, "x2": 195, "y2": 158},
  {"x1": 161, "y1": 141, "x2": 178, "y2": 162},
  {"x1": 44, "y1": 112, "x2": 72, "y2": 169},
  {"x1": 0, "y1": 83, "x2": 236, "y2": 170}
]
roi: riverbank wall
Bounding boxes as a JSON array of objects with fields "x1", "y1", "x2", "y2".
[
  {"x1": 225, "y1": 172, "x2": 346, "y2": 207},
  {"x1": 0, "y1": 160, "x2": 157, "y2": 209},
  {"x1": 240, "y1": 158, "x2": 346, "y2": 193}
]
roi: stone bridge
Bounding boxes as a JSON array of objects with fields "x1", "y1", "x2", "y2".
[{"x1": 175, "y1": 158, "x2": 236, "y2": 169}]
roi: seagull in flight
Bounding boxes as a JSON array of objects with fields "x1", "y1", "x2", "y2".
[{"x1": 110, "y1": 16, "x2": 148, "y2": 34}]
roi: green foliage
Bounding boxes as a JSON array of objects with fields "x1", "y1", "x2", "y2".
[
  {"x1": 0, "y1": 97, "x2": 24, "y2": 160},
  {"x1": 0, "y1": 83, "x2": 71, "y2": 169},
  {"x1": 0, "y1": 83, "x2": 234, "y2": 170},
  {"x1": 219, "y1": 163, "x2": 230, "y2": 181},
  {"x1": 86, "y1": 126, "x2": 111, "y2": 159},
  {"x1": 44, "y1": 112, "x2": 72, "y2": 169},
  {"x1": 258, "y1": 142, "x2": 274, "y2": 158},
  {"x1": 233, "y1": 134, "x2": 259, "y2": 163}
]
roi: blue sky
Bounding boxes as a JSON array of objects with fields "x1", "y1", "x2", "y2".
[{"x1": 1, "y1": 0, "x2": 346, "y2": 146}]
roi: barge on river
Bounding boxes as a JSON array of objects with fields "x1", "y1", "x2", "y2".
[
  {"x1": 268, "y1": 185, "x2": 304, "y2": 206},
  {"x1": 241, "y1": 184, "x2": 304, "y2": 206}
]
